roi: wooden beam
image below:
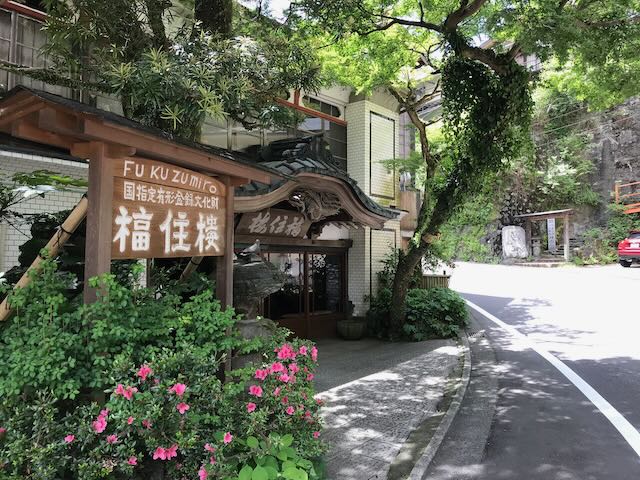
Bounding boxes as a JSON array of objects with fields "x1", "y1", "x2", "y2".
[
  {"x1": 71, "y1": 141, "x2": 136, "y2": 159},
  {"x1": 0, "y1": 196, "x2": 88, "y2": 322},
  {"x1": 11, "y1": 117, "x2": 76, "y2": 149},
  {"x1": 0, "y1": 101, "x2": 44, "y2": 128},
  {"x1": 235, "y1": 234, "x2": 353, "y2": 249},
  {"x1": 81, "y1": 119, "x2": 274, "y2": 184},
  {"x1": 216, "y1": 176, "x2": 235, "y2": 308},
  {"x1": 83, "y1": 142, "x2": 114, "y2": 303},
  {"x1": 563, "y1": 213, "x2": 571, "y2": 262}
]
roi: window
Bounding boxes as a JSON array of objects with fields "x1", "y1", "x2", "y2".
[
  {"x1": 0, "y1": 7, "x2": 69, "y2": 96},
  {"x1": 298, "y1": 96, "x2": 347, "y2": 170}
]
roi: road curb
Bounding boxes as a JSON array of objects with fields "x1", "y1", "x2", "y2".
[{"x1": 407, "y1": 330, "x2": 472, "y2": 480}]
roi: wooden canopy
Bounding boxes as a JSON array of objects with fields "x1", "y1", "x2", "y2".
[{"x1": 0, "y1": 87, "x2": 283, "y2": 305}]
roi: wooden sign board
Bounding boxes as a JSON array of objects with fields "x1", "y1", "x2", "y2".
[
  {"x1": 111, "y1": 158, "x2": 226, "y2": 259},
  {"x1": 236, "y1": 208, "x2": 311, "y2": 238}
]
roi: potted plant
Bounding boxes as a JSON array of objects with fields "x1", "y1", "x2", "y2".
[{"x1": 337, "y1": 302, "x2": 366, "y2": 340}]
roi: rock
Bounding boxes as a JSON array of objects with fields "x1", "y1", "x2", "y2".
[
  {"x1": 502, "y1": 225, "x2": 528, "y2": 258},
  {"x1": 233, "y1": 259, "x2": 285, "y2": 318}
]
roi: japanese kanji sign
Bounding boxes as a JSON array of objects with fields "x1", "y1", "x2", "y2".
[
  {"x1": 111, "y1": 158, "x2": 226, "y2": 259},
  {"x1": 236, "y1": 208, "x2": 311, "y2": 238}
]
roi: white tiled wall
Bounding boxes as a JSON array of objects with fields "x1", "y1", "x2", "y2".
[{"x1": 0, "y1": 150, "x2": 87, "y2": 272}]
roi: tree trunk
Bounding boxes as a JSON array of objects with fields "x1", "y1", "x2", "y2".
[
  {"x1": 389, "y1": 244, "x2": 427, "y2": 334},
  {"x1": 195, "y1": 0, "x2": 233, "y2": 36}
]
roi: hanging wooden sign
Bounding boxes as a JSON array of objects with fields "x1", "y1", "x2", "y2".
[
  {"x1": 111, "y1": 158, "x2": 226, "y2": 259},
  {"x1": 236, "y1": 208, "x2": 311, "y2": 238}
]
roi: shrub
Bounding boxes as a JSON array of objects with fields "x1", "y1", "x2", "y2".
[
  {"x1": 0, "y1": 341, "x2": 324, "y2": 479},
  {"x1": 0, "y1": 260, "x2": 325, "y2": 479},
  {"x1": 0, "y1": 258, "x2": 234, "y2": 400},
  {"x1": 403, "y1": 288, "x2": 468, "y2": 341}
]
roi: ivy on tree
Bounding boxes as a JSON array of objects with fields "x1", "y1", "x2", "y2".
[{"x1": 290, "y1": 0, "x2": 640, "y2": 334}]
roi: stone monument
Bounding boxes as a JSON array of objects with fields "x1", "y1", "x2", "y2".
[{"x1": 502, "y1": 225, "x2": 528, "y2": 258}]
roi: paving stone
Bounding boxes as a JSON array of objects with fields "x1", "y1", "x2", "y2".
[{"x1": 315, "y1": 339, "x2": 461, "y2": 478}]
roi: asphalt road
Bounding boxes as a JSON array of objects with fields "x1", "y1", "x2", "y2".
[{"x1": 426, "y1": 262, "x2": 640, "y2": 480}]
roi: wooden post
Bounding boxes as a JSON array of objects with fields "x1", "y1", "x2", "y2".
[
  {"x1": 216, "y1": 176, "x2": 234, "y2": 308},
  {"x1": 0, "y1": 196, "x2": 88, "y2": 322},
  {"x1": 524, "y1": 219, "x2": 532, "y2": 257},
  {"x1": 78, "y1": 142, "x2": 114, "y2": 303},
  {"x1": 563, "y1": 213, "x2": 571, "y2": 261}
]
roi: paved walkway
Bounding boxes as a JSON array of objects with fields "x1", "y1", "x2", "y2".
[{"x1": 315, "y1": 338, "x2": 461, "y2": 479}]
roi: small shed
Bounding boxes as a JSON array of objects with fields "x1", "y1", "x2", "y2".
[{"x1": 515, "y1": 208, "x2": 573, "y2": 261}]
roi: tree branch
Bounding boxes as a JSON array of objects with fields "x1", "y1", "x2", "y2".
[{"x1": 444, "y1": 0, "x2": 488, "y2": 30}]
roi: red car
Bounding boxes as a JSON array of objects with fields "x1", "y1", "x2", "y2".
[{"x1": 618, "y1": 231, "x2": 640, "y2": 267}]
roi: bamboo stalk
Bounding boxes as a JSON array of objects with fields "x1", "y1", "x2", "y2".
[
  {"x1": 0, "y1": 195, "x2": 88, "y2": 322},
  {"x1": 179, "y1": 256, "x2": 204, "y2": 281}
]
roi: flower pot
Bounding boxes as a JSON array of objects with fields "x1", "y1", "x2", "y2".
[{"x1": 337, "y1": 319, "x2": 366, "y2": 340}]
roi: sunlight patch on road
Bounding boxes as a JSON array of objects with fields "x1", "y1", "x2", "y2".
[{"x1": 466, "y1": 299, "x2": 640, "y2": 459}]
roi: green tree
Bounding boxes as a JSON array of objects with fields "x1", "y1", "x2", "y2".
[
  {"x1": 1, "y1": 0, "x2": 320, "y2": 140},
  {"x1": 291, "y1": 0, "x2": 640, "y2": 334}
]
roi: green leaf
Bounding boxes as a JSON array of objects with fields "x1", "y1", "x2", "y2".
[
  {"x1": 251, "y1": 465, "x2": 268, "y2": 480},
  {"x1": 247, "y1": 436, "x2": 259, "y2": 449},
  {"x1": 281, "y1": 433, "x2": 294, "y2": 447},
  {"x1": 239, "y1": 465, "x2": 253, "y2": 480}
]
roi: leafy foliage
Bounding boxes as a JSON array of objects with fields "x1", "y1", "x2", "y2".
[
  {"x1": 403, "y1": 288, "x2": 468, "y2": 341},
  {"x1": 7, "y1": 0, "x2": 321, "y2": 141},
  {"x1": 0, "y1": 259, "x2": 231, "y2": 400},
  {"x1": 0, "y1": 260, "x2": 325, "y2": 479}
]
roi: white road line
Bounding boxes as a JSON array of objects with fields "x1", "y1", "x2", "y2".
[{"x1": 465, "y1": 298, "x2": 640, "y2": 459}]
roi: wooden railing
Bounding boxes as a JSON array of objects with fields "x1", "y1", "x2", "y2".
[
  {"x1": 419, "y1": 274, "x2": 450, "y2": 289},
  {"x1": 614, "y1": 181, "x2": 640, "y2": 214}
]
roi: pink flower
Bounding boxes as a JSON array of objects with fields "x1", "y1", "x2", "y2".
[
  {"x1": 249, "y1": 385, "x2": 263, "y2": 397},
  {"x1": 209, "y1": 455, "x2": 216, "y2": 464},
  {"x1": 247, "y1": 402, "x2": 257, "y2": 413},
  {"x1": 299, "y1": 345, "x2": 308, "y2": 355},
  {"x1": 313, "y1": 431, "x2": 320, "y2": 439},
  {"x1": 165, "y1": 444, "x2": 178, "y2": 460},
  {"x1": 142, "y1": 419, "x2": 152, "y2": 429},
  {"x1": 106, "y1": 434, "x2": 118, "y2": 444},
  {"x1": 127, "y1": 416, "x2": 135, "y2": 425},
  {"x1": 282, "y1": 396, "x2": 289, "y2": 404},
  {"x1": 270, "y1": 362, "x2": 285, "y2": 373},
  {"x1": 64, "y1": 434, "x2": 75, "y2": 443},
  {"x1": 204, "y1": 443, "x2": 215, "y2": 453},
  {"x1": 278, "y1": 373, "x2": 291, "y2": 383},
  {"x1": 276, "y1": 344, "x2": 297, "y2": 360},
  {"x1": 114, "y1": 384, "x2": 138, "y2": 400},
  {"x1": 198, "y1": 466, "x2": 208, "y2": 480},
  {"x1": 92, "y1": 415, "x2": 107, "y2": 434},
  {"x1": 315, "y1": 398, "x2": 324, "y2": 406},
  {"x1": 311, "y1": 346, "x2": 318, "y2": 362},
  {"x1": 223, "y1": 432, "x2": 233, "y2": 444},
  {"x1": 273, "y1": 386, "x2": 281, "y2": 397},
  {"x1": 288, "y1": 363, "x2": 300, "y2": 374},
  {"x1": 307, "y1": 373, "x2": 315, "y2": 381},
  {"x1": 169, "y1": 383, "x2": 187, "y2": 397},
  {"x1": 254, "y1": 369, "x2": 269, "y2": 380},
  {"x1": 286, "y1": 406, "x2": 295, "y2": 415},
  {"x1": 153, "y1": 447, "x2": 166, "y2": 460},
  {"x1": 304, "y1": 410, "x2": 312, "y2": 419},
  {"x1": 100, "y1": 409, "x2": 110, "y2": 417},
  {"x1": 0, "y1": 427, "x2": 6, "y2": 436},
  {"x1": 176, "y1": 402, "x2": 190, "y2": 414},
  {"x1": 137, "y1": 364, "x2": 153, "y2": 381},
  {"x1": 127, "y1": 456, "x2": 138, "y2": 466}
]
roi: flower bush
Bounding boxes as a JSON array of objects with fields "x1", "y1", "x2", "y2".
[{"x1": 0, "y1": 260, "x2": 325, "y2": 479}]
